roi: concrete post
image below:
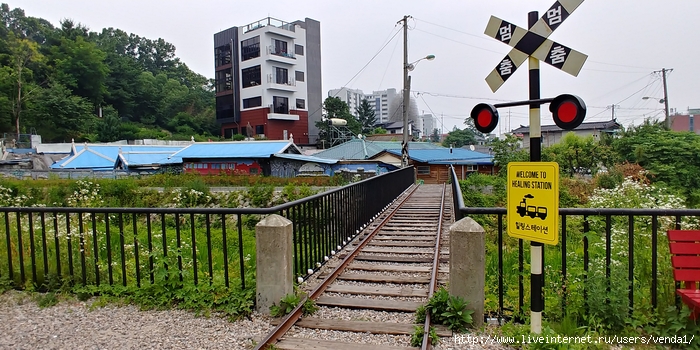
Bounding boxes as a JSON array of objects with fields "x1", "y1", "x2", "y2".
[
  {"x1": 255, "y1": 214, "x2": 294, "y2": 314},
  {"x1": 449, "y1": 217, "x2": 485, "y2": 328}
]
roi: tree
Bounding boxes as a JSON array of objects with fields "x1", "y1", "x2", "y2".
[
  {"x1": 489, "y1": 134, "x2": 528, "y2": 176},
  {"x1": 373, "y1": 127, "x2": 387, "y2": 134},
  {"x1": 50, "y1": 34, "x2": 108, "y2": 105},
  {"x1": 441, "y1": 127, "x2": 476, "y2": 148},
  {"x1": 430, "y1": 128, "x2": 440, "y2": 142},
  {"x1": 612, "y1": 120, "x2": 700, "y2": 206},
  {"x1": 355, "y1": 99, "x2": 376, "y2": 134},
  {"x1": 316, "y1": 96, "x2": 361, "y2": 136},
  {"x1": 1, "y1": 33, "x2": 45, "y2": 137},
  {"x1": 543, "y1": 132, "x2": 615, "y2": 177},
  {"x1": 25, "y1": 83, "x2": 94, "y2": 141}
]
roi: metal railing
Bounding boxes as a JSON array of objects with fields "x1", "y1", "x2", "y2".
[
  {"x1": 449, "y1": 166, "x2": 700, "y2": 321},
  {"x1": 0, "y1": 167, "x2": 415, "y2": 291},
  {"x1": 267, "y1": 46, "x2": 296, "y2": 59}
]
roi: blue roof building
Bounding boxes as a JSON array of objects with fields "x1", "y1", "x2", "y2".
[
  {"x1": 52, "y1": 144, "x2": 185, "y2": 171},
  {"x1": 312, "y1": 138, "x2": 442, "y2": 161}
]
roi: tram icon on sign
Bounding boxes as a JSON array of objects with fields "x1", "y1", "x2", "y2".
[{"x1": 517, "y1": 194, "x2": 547, "y2": 220}]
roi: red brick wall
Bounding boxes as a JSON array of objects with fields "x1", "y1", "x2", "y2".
[
  {"x1": 220, "y1": 108, "x2": 309, "y2": 144},
  {"x1": 671, "y1": 114, "x2": 700, "y2": 133}
]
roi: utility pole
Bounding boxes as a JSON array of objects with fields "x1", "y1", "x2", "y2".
[
  {"x1": 654, "y1": 68, "x2": 673, "y2": 129},
  {"x1": 609, "y1": 104, "x2": 619, "y2": 120},
  {"x1": 400, "y1": 15, "x2": 411, "y2": 168}
]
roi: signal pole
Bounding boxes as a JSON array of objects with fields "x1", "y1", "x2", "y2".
[{"x1": 527, "y1": 11, "x2": 544, "y2": 335}]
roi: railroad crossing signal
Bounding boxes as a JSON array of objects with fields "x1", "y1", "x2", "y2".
[
  {"x1": 470, "y1": 103, "x2": 499, "y2": 134},
  {"x1": 550, "y1": 94, "x2": 586, "y2": 130},
  {"x1": 469, "y1": 94, "x2": 587, "y2": 133},
  {"x1": 484, "y1": 0, "x2": 588, "y2": 92}
]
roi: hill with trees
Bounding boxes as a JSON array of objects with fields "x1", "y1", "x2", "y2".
[{"x1": 0, "y1": 3, "x2": 217, "y2": 143}]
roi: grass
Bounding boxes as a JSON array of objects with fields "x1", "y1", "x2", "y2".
[{"x1": 0, "y1": 212, "x2": 256, "y2": 291}]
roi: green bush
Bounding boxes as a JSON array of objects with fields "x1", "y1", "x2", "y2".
[
  {"x1": 410, "y1": 325, "x2": 439, "y2": 347},
  {"x1": 99, "y1": 178, "x2": 140, "y2": 207},
  {"x1": 416, "y1": 287, "x2": 473, "y2": 333},
  {"x1": 247, "y1": 184, "x2": 274, "y2": 208}
]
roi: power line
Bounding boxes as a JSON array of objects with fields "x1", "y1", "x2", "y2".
[
  {"x1": 412, "y1": 28, "x2": 505, "y2": 55},
  {"x1": 414, "y1": 90, "x2": 513, "y2": 102},
  {"x1": 413, "y1": 18, "x2": 660, "y2": 73},
  {"x1": 586, "y1": 60, "x2": 658, "y2": 70},
  {"x1": 580, "y1": 68, "x2": 649, "y2": 74},
  {"x1": 413, "y1": 17, "x2": 495, "y2": 43},
  {"x1": 377, "y1": 32, "x2": 401, "y2": 90},
  {"x1": 313, "y1": 26, "x2": 403, "y2": 128},
  {"x1": 589, "y1": 73, "x2": 656, "y2": 103},
  {"x1": 340, "y1": 27, "x2": 402, "y2": 89}
]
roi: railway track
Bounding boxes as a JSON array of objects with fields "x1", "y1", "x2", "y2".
[{"x1": 255, "y1": 183, "x2": 452, "y2": 350}]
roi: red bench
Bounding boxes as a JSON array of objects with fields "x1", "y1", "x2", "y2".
[{"x1": 667, "y1": 230, "x2": 700, "y2": 320}]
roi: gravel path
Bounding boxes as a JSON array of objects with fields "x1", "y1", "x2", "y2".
[{"x1": 0, "y1": 291, "x2": 273, "y2": 350}]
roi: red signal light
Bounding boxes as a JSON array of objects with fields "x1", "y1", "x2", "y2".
[
  {"x1": 470, "y1": 103, "x2": 499, "y2": 134},
  {"x1": 550, "y1": 94, "x2": 586, "y2": 130}
]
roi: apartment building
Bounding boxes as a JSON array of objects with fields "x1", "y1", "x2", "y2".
[
  {"x1": 327, "y1": 87, "x2": 365, "y2": 116},
  {"x1": 365, "y1": 88, "x2": 398, "y2": 123},
  {"x1": 214, "y1": 17, "x2": 322, "y2": 145},
  {"x1": 327, "y1": 87, "x2": 398, "y2": 123}
]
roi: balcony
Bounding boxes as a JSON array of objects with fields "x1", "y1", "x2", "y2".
[
  {"x1": 266, "y1": 46, "x2": 296, "y2": 64},
  {"x1": 267, "y1": 104, "x2": 298, "y2": 121},
  {"x1": 244, "y1": 17, "x2": 297, "y2": 38},
  {"x1": 266, "y1": 74, "x2": 296, "y2": 91}
]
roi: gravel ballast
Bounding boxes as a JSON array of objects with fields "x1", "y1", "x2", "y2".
[{"x1": 0, "y1": 291, "x2": 273, "y2": 350}]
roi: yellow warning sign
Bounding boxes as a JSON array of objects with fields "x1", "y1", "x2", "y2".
[{"x1": 507, "y1": 162, "x2": 559, "y2": 245}]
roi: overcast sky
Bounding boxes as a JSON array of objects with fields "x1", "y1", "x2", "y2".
[{"x1": 9, "y1": 0, "x2": 700, "y2": 134}]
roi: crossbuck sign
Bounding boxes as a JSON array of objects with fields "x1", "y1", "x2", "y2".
[{"x1": 484, "y1": 0, "x2": 588, "y2": 92}]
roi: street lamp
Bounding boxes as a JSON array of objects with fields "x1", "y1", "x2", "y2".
[
  {"x1": 402, "y1": 54, "x2": 434, "y2": 168},
  {"x1": 642, "y1": 96, "x2": 670, "y2": 128}
]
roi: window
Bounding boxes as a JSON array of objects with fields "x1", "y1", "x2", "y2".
[
  {"x1": 250, "y1": 168, "x2": 259, "y2": 175},
  {"x1": 417, "y1": 166, "x2": 430, "y2": 175},
  {"x1": 215, "y1": 44, "x2": 231, "y2": 67},
  {"x1": 215, "y1": 70, "x2": 232, "y2": 93},
  {"x1": 241, "y1": 65, "x2": 261, "y2": 88},
  {"x1": 224, "y1": 128, "x2": 238, "y2": 138},
  {"x1": 466, "y1": 165, "x2": 477, "y2": 172},
  {"x1": 243, "y1": 96, "x2": 262, "y2": 109},
  {"x1": 295, "y1": 71, "x2": 304, "y2": 82},
  {"x1": 296, "y1": 99, "x2": 305, "y2": 109},
  {"x1": 241, "y1": 36, "x2": 260, "y2": 61},
  {"x1": 273, "y1": 39, "x2": 288, "y2": 56},
  {"x1": 212, "y1": 163, "x2": 221, "y2": 170},
  {"x1": 255, "y1": 125, "x2": 265, "y2": 135},
  {"x1": 273, "y1": 96, "x2": 289, "y2": 114},
  {"x1": 275, "y1": 67, "x2": 288, "y2": 84},
  {"x1": 216, "y1": 95, "x2": 234, "y2": 120},
  {"x1": 295, "y1": 44, "x2": 304, "y2": 56}
]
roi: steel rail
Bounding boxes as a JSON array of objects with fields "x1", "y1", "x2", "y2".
[
  {"x1": 421, "y1": 184, "x2": 446, "y2": 350},
  {"x1": 254, "y1": 184, "x2": 420, "y2": 350}
]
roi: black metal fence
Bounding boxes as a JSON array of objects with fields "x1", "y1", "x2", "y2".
[
  {"x1": 449, "y1": 166, "x2": 700, "y2": 322},
  {"x1": 0, "y1": 167, "x2": 415, "y2": 291}
]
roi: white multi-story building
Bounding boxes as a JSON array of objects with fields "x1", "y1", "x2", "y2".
[
  {"x1": 365, "y1": 88, "x2": 397, "y2": 123},
  {"x1": 327, "y1": 87, "x2": 365, "y2": 116},
  {"x1": 420, "y1": 113, "x2": 435, "y2": 139},
  {"x1": 327, "y1": 87, "x2": 398, "y2": 123},
  {"x1": 214, "y1": 17, "x2": 322, "y2": 145}
]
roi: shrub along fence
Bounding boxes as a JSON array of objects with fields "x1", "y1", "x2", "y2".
[
  {"x1": 0, "y1": 167, "x2": 415, "y2": 291},
  {"x1": 450, "y1": 166, "x2": 700, "y2": 327}
]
